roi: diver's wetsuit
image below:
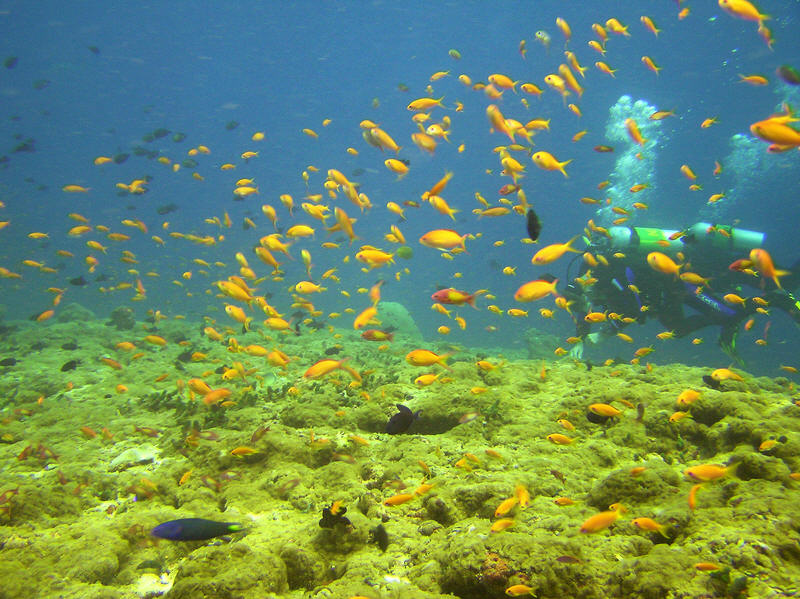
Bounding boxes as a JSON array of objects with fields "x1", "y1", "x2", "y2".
[{"x1": 566, "y1": 253, "x2": 800, "y2": 363}]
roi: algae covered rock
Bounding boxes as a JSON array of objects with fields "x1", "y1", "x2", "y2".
[
  {"x1": 108, "y1": 306, "x2": 136, "y2": 330},
  {"x1": 585, "y1": 462, "x2": 681, "y2": 510},
  {"x1": 168, "y1": 542, "x2": 287, "y2": 598},
  {"x1": 523, "y1": 327, "x2": 560, "y2": 359},
  {"x1": 610, "y1": 543, "x2": 696, "y2": 599},
  {"x1": 56, "y1": 302, "x2": 96, "y2": 323},
  {"x1": 59, "y1": 525, "x2": 129, "y2": 584},
  {"x1": 436, "y1": 526, "x2": 606, "y2": 599},
  {"x1": 109, "y1": 444, "x2": 160, "y2": 471},
  {"x1": 279, "y1": 543, "x2": 328, "y2": 590},
  {"x1": 379, "y1": 301, "x2": 423, "y2": 341}
]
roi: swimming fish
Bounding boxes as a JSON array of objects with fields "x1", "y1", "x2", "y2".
[
  {"x1": 151, "y1": 518, "x2": 244, "y2": 541},
  {"x1": 386, "y1": 404, "x2": 420, "y2": 434}
]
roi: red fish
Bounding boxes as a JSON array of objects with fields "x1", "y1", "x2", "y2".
[
  {"x1": 361, "y1": 329, "x2": 395, "y2": 342},
  {"x1": 728, "y1": 258, "x2": 753, "y2": 271},
  {"x1": 431, "y1": 288, "x2": 486, "y2": 308}
]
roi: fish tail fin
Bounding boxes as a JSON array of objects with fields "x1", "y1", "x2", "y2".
[
  {"x1": 565, "y1": 234, "x2": 581, "y2": 251},
  {"x1": 439, "y1": 353, "x2": 454, "y2": 371},
  {"x1": 774, "y1": 269, "x2": 790, "y2": 289},
  {"x1": 467, "y1": 290, "x2": 488, "y2": 308}
]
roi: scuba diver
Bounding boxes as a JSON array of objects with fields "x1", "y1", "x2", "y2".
[{"x1": 564, "y1": 222, "x2": 800, "y2": 365}]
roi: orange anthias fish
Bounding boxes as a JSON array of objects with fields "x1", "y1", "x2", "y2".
[
  {"x1": 419, "y1": 229, "x2": 468, "y2": 252},
  {"x1": 625, "y1": 118, "x2": 647, "y2": 146},
  {"x1": 647, "y1": 252, "x2": 681, "y2": 276},
  {"x1": 361, "y1": 329, "x2": 394, "y2": 342},
  {"x1": 749, "y1": 106, "x2": 800, "y2": 147},
  {"x1": 684, "y1": 463, "x2": 738, "y2": 482},
  {"x1": 531, "y1": 151, "x2": 572, "y2": 177},
  {"x1": 580, "y1": 505, "x2": 624, "y2": 533},
  {"x1": 405, "y1": 349, "x2": 452, "y2": 370},
  {"x1": 531, "y1": 236, "x2": 581, "y2": 265},
  {"x1": 304, "y1": 358, "x2": 349, "y2": 379},
  {"x1": 431, "y1": 288, "x2": 486, "y2": 308},
  {"x1": 514, "y1": 279, "x2": 559, "y2": 302},
  {"x1": 486, "y1": 104, "x2": 515, "y2": 142},
  {"x1": 718, "y1": 0, "x2": 769, "y2": 22},
  {"x1": 749, "y1": 248, "x2": 789, "y2": 288}
]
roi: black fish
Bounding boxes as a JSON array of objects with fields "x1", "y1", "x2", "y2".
[
  {"x1": 586, "y1": 410, "x2": 611, "y2": 425},
  {"x1": 176, "y1": 350, "x2": 193, "y2": 363},
  {"x1": 61, "y1": 342, "x2": 78, "y2": 350},
  {"x1": 136, "y1": 559, "x2": 164, "y2": 572},
  {"x1": 4, "y1": 56, "x2": 18, "y2": 69},
  {"x1": 151, "y1": 518, "x2": 243, "y2": 541},
  {"x1": 370, "y1": 524, "x2": 389, "y2": 551},
  {"x1": 60, "y1": 360, "x2": 79, "y2": 372},
  {"x1": 0, "y1": 358, "x2": 16, "y2": 367},
  {"x1": 69, "y1": 276, "x2": 88, "y2": 286},
  {"x1": 13, "y1": 139, "x2": 35, "y2": 153},
  {"x1": 225, "y1": 120, "x2": 239, "y2": 131},
  {"x1": 386, "y1": 404, "x2": 420, "y2": 434},
  {"x1": 156, "y1": 203, "x2": 178, "y2": 215},
  {"x1": 526, "y1": 208, "x2": 542, "y2": 242},
  {"x1": 113, "y1": 153, "x2": 129, "y2": 164},
  {"x1": 319, "y1": 505, "x2": 351, "y2": 529},
  {"x1": 87, "y1": 46, "x2": 100, "y2": 55},
  {"x1": 777, "y1": 65, "x2": 800, "y2": 86},
  {"x1": 702, "y1": 375, "x2": 721, "y2": 390}
]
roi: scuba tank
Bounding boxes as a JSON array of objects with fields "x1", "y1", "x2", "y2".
[
  {"x1": 605, "y1": 226, "x2": 683, "y2": 254},
  {"x1": 683, "y1": 222, "x2": 764, "y2": 253},
  {"x1": 603, "y1": 223, "x2": 764, "y2": 256}
]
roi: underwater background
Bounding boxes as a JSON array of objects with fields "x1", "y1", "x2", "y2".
[{"x1": 0, "y1": 1, "x2": 799, "y2": 598}]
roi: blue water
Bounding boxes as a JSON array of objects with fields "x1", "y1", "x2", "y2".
[{"x1": 0, "y1": 1, "x2": 798, "y2": 374}]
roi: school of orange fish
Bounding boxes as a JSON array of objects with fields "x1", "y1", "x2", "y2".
[{"x1": 2, "y1": 1, "x2": 799, "y2": 595}]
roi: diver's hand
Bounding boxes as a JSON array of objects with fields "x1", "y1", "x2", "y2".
[{"x1": 569, "y1": 333, "x2": 603, "y2": 359}]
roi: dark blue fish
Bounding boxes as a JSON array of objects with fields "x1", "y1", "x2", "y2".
[
  {"x1": 386, "y1": 404, "x2": 420, "y2": 434},
  {"x1": 151, "y1": 518, "x2": 243, "y2": 541},
  {"x1": 526, "y1": 208, "x2": 542, "y2": 242}
]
